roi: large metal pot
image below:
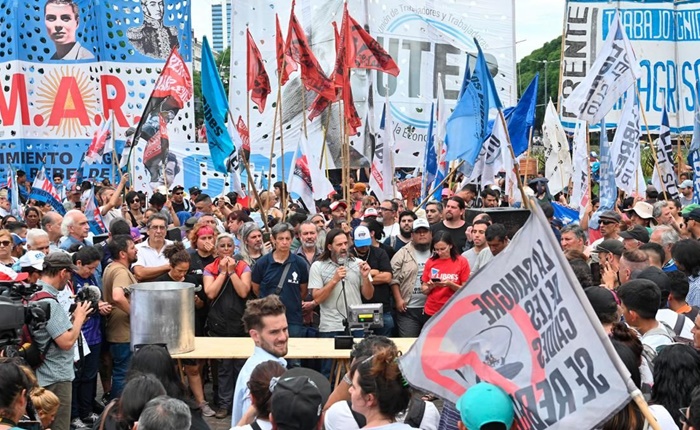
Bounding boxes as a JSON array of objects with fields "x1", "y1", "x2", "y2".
[{"x1": 130, "y1": 282, "x2": 195, "y2": 354}]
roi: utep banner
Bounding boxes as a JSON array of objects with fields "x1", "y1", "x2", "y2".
[
  {"x1": 230, "y1": 0, "x2": 515, "y2": 173},
  {"x1": 0, "y1": 1, "x2": 224, "y2": 194},
  {"x1": 561, "y1": 0, "x2": 700, "y2": 133},
  {"x1": 398, "y1": 204, "x2": 632, "y2": 429}
]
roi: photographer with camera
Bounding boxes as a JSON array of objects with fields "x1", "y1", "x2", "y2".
[
  {"x1": 0, "y1": 358, "x2": 35, "y2": 430},
  {"x1": 32, "y1": 252, "x2": 93, "y2": 430}
]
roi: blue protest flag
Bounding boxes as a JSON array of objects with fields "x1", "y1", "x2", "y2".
[
  {"x1": 507, "y1": 73, "x2": 539, "y2": 156},
  {"x1": 201, "y1": 36, "x2": 234, "y2": 174},
  {"x1": 6, "y1": 165, "x2": 22, "y2": 219},
  {"x1": 690, "y1": 81, "x2": 700, "y2": 153},
  {"x1": 421, "y1": 103, "x2": 437, "y2": 203},
  {"x1": 590, "y1": 118, "x2": 616, "y2": 229},
  {"x1": 29, "y1": 166, "x2": 66, "y2": 215},
  {"x1": 445, "y1": 39, "x2": 502, "y2": 165},
  {"x1": 551, "y1": 202, "x2": 580, "y2": 226}
]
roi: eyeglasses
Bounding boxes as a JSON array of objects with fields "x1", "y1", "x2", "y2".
[
  {"x1": 679, "y1": 407, "x2": 689, "y2": 425},
  {"x1": 600, "y1": 220, "x2": 617, "y2": 225},
  {"x1": 132, "y1": 199, "x2": 140, "y2": 203},
  {"x1": 0, "y1": 240, "x2": 11, "y2": 247},
  {"x1": 381, "y1": 207, "x2": 394, "y2": 212},
  {"x1": 174, "y1": 192, "x2": 184, "y2": 195},
  {"x1": 149, "y1": 225, "x2": 166, "y2": 231}
]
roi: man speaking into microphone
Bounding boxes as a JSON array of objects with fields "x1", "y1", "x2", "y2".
[{"x1": 309, "y1": 228, "x2": 373, "y2": 375}]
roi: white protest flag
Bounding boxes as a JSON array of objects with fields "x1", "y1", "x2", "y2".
[
  {"x1": 542, "y1": 100, "x2": 572, "y2": 195},
  {"x1": 500, "y1": 117, "x2": 521, "y2": 204},
  {"x1": 288, "y1": 132, "x2": 335, "y2": 212},
  {"x1": 465, "y1": 112, "x2": 508, "y2": 187},
  {"x1": 609, "y1": 92, "x2": 642, "y2": 196},
  {"x1": 398, "y1": 202, "x2": 634, "y2": 429},
  {"x1": 651, "y1": 108, "x2": 680, "y2": 199},
  {"x1": 570, "y1": 120, "x2": 589, "y2": 219},
  {"x1": 562, "y1": 11, "x2": 641, "y2": 124},
  {"x1": 370, "y1": 98, "x2": 396, "y2": 201}
]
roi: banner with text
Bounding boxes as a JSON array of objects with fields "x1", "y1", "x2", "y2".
[
  {"x1": 230, "y1": 0, "x2": 515, "y2": 173},
  {"x1": 0, "y1": 1, "x2": 228, "y2": 194},
  {"x1": 561, "y1": 0, "x2": 700, "y2": 133},
  {"x1": 399, "y1": 204, "x2": 632, "y2": 429}
]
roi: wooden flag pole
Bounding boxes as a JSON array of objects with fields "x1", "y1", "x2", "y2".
[
  {"x1": 417, "y1": 161, "x2": 465, "y2": 209},
  {"x1": 268, "y1": 80, "x2": 282, "y2": 187},
  {"x1": 635, "y1": 86, "x2": 667, "y2": 194},
  {"x1": 586, "y1": 122, "x2": 592, "y2": 204},
  {"x1": 319, "y1": 101, "x2": 334, "y2": 169},
  {"x1": 632, "y1": 390, "x2": 662, "y2": 430},
  {"x1": 499, "y1": 109, "x2": 530, "y2": 210}
]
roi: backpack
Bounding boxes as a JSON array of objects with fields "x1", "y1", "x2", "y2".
[{"x1": 19, "y1": 291, "x2": 58, "y2": 369}]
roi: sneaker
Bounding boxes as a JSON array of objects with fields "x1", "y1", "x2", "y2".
[
  {"x1": 82, "y1": 413, "x2": 100, "y2": 425},
  {"x1": 199, "y1": 402, "x2": 215, "y2": 417},
  {"x1": 71, "y1": 418, "x2": 89, "y2": 429},
  {"x1": 214, "y1": 408, "x2": 229, "y2": 419}
]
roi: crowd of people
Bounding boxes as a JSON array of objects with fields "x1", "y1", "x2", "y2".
[{"x1": 3, "y1": 165, "x2": 700, "y2": 430}]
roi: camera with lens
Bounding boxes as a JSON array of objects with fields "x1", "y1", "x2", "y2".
[
  {"x1": 0, "y1": 282, "x2": 51, "y2": 359},
  {"x1": 69, "y1": 285, "x2": 101, "y2": 317}
]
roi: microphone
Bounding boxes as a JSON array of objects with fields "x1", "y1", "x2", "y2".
[
  {"x1": 81, "y1": 285, "x2": 102, "y2": 302},
  {"x1": 337, "y1": 255, "x2": 352, "y2": 336}
]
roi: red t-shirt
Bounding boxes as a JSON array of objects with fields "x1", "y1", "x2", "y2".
[{"x1": 421, "y1": 255, "x2": 471, "y2": 316}]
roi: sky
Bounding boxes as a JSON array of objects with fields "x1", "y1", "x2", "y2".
[{"x1": 191, "y1": 0, "x2": 566, "y2": 61}]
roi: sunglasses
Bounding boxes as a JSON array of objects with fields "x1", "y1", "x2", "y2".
[
  {"x1": 600, "y1": 220, "x2": 617, "y2": 225},
  {"x1": 0, "y1": 240, "x2": 11, "y2": 247},
  {"x1": 174, "y1": 191, "x2": 184, "y2": 195}
]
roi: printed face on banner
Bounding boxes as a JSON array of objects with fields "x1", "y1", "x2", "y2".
[
  {"x1": 0, "y1": 0, "x2": 219, "y2": 194},
  {"x1": 230, "y1": 0, "x2": 515, "y2": 176}
]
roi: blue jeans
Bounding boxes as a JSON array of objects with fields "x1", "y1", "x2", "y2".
[
  {"x1": 318, "y1": 330, "x2": 363, "y2": 379},
  {"x1": 110, "y1": 343, "x2": 132, "y2": 400},
  {"x1": 72, "y1": 343, "x2": 101, "y2": 419}
]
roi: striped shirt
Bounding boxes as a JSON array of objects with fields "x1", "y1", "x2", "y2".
[
  {"x1": 33, "y1": 280, "x2": 75, "y2": 387},
  {"x1": 309, "y1": 258, "x2": 365, "y2": 333},
  {"x1": 686, "y1": 275, "x2": 700, "y2": 308}
]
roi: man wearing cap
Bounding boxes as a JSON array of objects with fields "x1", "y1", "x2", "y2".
[
  {"x1": 587, "y1": 210, "x2": 622, "y2": 266},
  {"x1": 63, "y1": 184, "x2": 82, "y2": 212},
  {"x1": 351, "y1": 225, "x2": 394, "y2": 336},
  {"x1": 350, "y1": 183, "x2": 367, "y2": 217},
  {"x1": 624, "y1": 201, "x2": 654, "y2": 229},
  {"x1": 680, "y1": 180, "x2": 695, "y2": 207},
  {"x1": 328, "y1": 201, "x2": 348, "y2": 229},
  {"x1": 650, "y1": 225, "x2": 680, "y2": 272},
  {"x1": 585, "y1": 286, "x2": 620, "y2": 335},
  {"x1": 455, "y1": 382, "x2": 514, "y2": 430},
  {"x1": 384, "y1": 210, "x2": 416, "y2": 256},
  {"x1": 620, "y1": 225, "x2": 650, "y2": 251},
  {"x1": 391, "y1": 218, "x2": 433, "y2": 337},
  {"x1": 270, "y1": 367, "x2": 331, "y2": 430},
  {"x1": 597, "y1": 239, "x2": 624, "y2": 290},
  {"x1": 18, "y1": 250, "x2": 45, "y2": 284},
  {"x1": 59, "y1": 209, "x2": 91, "y2": 251},
  {"x1": 683, "y1": 208, "x2": 700, "y2": 240},
  {"x1": 32, "y1": 252, "x2": 93, "y2": 430},
  {"x1": 170, "y1": 185, "x2": 192, "y2": 213}
]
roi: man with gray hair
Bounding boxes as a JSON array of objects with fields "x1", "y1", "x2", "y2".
[
  {"x1": 59, "y1": 209, "x2": 91, "y2": 251},
  {"x1": 135, "y1": 396, "x2": 191, "y2": 430},
  {"x1": 26, "y1": 228, "x2": 51, "y2": 254},
  {"x1": 42, "y1": 212, "x2": 64, "y2": 252},
  {"x1": 653, "y1": 200, "x2": 677, "y2": 229},
  {"x1": 560, "y1": 224, "x2": 587, "y2": 254},
  {"x1": 133, "y1": 213, "x2": 172, "y2": 282},
  {"x1": 650, "y1": 225, "x2": 680, "y2": 272},
  {"x1": 251, "y1": 222, "x2": 309, "y2": 351}
]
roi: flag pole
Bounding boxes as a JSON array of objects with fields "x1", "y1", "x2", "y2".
[
  {"x1": 319, "y1": 101, "x2": 333, "y2": 169},
  {"x1": 268, "y1": 79, "x2": 282, "y2": 188},
  {"x1": 417, "y1": 161, "x2": 465, "y2": 209},
  {"x1": 586, "y1": 122, "x2": 592, "y2": 204},
  {"x1": 634, "y1": 86, "x2": 667, "y2": 194},
  {"x1": 499, "y1": 109, "x2": 530, "y2": 210}
]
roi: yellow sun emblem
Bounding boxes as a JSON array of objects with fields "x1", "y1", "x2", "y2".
[{"x1": 35, "y1": 66, "x2": 98, "y2": 138}]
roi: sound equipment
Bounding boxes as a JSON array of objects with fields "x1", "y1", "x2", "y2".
[{"x1": 466, "y1": 207, "x2": 531, "y2": 237}]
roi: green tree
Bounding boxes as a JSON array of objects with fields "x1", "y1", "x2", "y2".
[
  {"x1": 193, "y1": 69, "x2": 202, "y2": 125},
  {"x1": 516, "y1": 36, "x2": 561, "y2": 132}
]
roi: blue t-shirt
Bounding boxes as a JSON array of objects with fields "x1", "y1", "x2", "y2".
[{"x1": 251, "y1": 253, "x2": 309, "y2": 326}]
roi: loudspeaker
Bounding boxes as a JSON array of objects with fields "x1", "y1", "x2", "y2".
[{"x1": 466, "y1": 207, "x2": 531, "y2": 237}]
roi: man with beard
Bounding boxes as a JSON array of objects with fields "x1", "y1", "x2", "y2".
[
  {"x1": 383, "y1": 211, "x2": 416, "y2": 257},
  {"x1": 103, "y1": 235, "x2": 138, "y2": 400},
  {"x1": 309, "y1": 229, "x2": 372, "y2": 375},
  {"x1": 587, "y1": 211, "x2": 622, "y2": 266},
  {"x1": 295, "y1": 221, "x2": 322, "y2": 335},
  {"x1": 425, "y1": 202, "x2": 443, "y2": 225},
  {"x1": 170, "y1": 185, "x2": 191, "y2": 213},
  {"x1": 431, "y1": 196, "x2": 468, "y2": 252},
  {"x1": 390, "y1": 218, "x2": 433, "y2": 337},
  {"x1": 237, "y1": 222, "x2": 269, "y2": 270},
  {"x1": 351, "y1": 226, "x2": 393, "y2": 336},
  {"x1": 462, "y1": 219, "x2": 492, "y2": 273},
  {"x1": 231, "y1": 296, "x2": 289, "y2": 426}
]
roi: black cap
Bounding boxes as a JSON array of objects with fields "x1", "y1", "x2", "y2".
[
  {"x1": 270, "y1": 368, "x2": 331, "y2": 430},
  {"x1": 619, "y1": 225, "x2": 650, "y2": 243},
  {"x1": 43, "y1": 252, "x2": 79, "y2": 272},
  {"x1": 171, "y1": 185, "x2": 184, "y2": 193},
  {"x1": 189, "y1": 186, "x2": 201, "y2": 195},
  {"x1": 585, "y1": 286, "x2": 619, "y2": 319},
  {"x1": 683, "y1": 208, "x2": 700, "y2": 222},
  {"x1": 599, "y1": 210, "x2": 622, "y2": 223},
  {"x1": 595, "y1": 239, "x2": 624, "y2": 256}
]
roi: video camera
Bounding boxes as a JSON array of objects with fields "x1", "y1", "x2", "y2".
[{"x1": 0, "y1": 282, "x2": 51, "y2": 359}]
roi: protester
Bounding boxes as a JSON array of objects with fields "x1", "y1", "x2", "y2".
[
  {"x1": 618, "y1": 279, "x2": 675, "y2": 352},
  {"x1": 651, "y1": 225, "x2": 680, "y2": 272},
  {"x1": 384, "y1": 210, "x2": 415, "y2": 256},
  {"x1": 431, "y1": 197, "x2": 468, "y2": 252},
  {"x1": 625, "y1": 201, "x2": 655, "y2": 228},
  {"x1": 137, "y1": 396, "x2": 193, "y2": 430},
  {"x1": 455, "y1": 382, "x2": 514, "y2": 430},
  {"x1": 667, "y1": 270, "x2": 700, "y2": 321},
  {"x1": 93, "y1": 373, "x2": 167, "y2": 430},
  {"x1": 425, "y1": 201, "x2": 443, "y2": 225},
  {"x1": 421, "y1": 231, "x2": 470, "y2": 318},
  {"x1": 30, "y1": 386, "x2": 60, "y2": 430},
  {"x1": 560, "y1": 224, "x2": 587, "y2": 254},
  {"x1": 651, "y1": 344, "x2": 700, "y2": 427},
  {"x1": 0, "y1": 359, "x2": 34, "y2": 430},
  {"x1": 672, "y1": 239, "x2": 700, "y2": 307},
  {"x1": 231, "y1": 360, "x2": 286, "y2": 430},
  {"x1": 484, "y1": 223, "x2": 509, "y2": 257},
  {"x1": 269, "y1": 368, "x2": 331, "y2": 430},
  {"x1": 462, "y1": 219, "x2": 492, "y2": 273},
  {"x1": 60, "y1": 209, "x2": 92, "y2": 250}
]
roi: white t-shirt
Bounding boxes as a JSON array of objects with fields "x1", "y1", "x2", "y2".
[
  {"x1": 101, "y1": 207, "x2": 122, "y2": 230},
  {"x1": 324, "y1": 400, "x2": 438, "y2": 430},
  {"x1": 231, "y1": 420, "x2": 273, "y2": 430},
  {"x1": 407, "y1": 249, "x2": 431, "y2": 308},
  {"x1": 384, "y1": 223, "x2": 399, "y2": 238},
  {"x1": 648, "y1": 404, "x2": 679, "y2": 430},
  {"x1": 656, "y1": 308, "x2": 693, "y2": 340},
  {"x1": 132, "y1": 239, "x2": 173, "y2": 269}
]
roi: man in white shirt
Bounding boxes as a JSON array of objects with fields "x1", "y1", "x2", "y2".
[
  {"x1": 231, "y1": 295, "x2": 289, "y2": 426},
  {"x1": 132, "y1": 213, "x2": 172, "y2": 281}
]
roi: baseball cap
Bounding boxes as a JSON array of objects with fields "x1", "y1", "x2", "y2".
[
  {"x1": 351, "y1": 183, "x2": 367, "y2": 194},
  {"x1": 188, "y1": 186, "x2": 201, "y2": 195},
  {"x1": 585, "y1": 286, "x2": 619, "y2": 319},
  {"x1": 42, "y1": 252, "x2": 79, "y2": 272},
  {"x1": 619, "y1": 225, "x2": 650, "y2": 243},
  {"x1": 11, "y1": 233, "x2": 26, "y2": 246},
  {"x1": 129, "y1": 227, "x2": 144, "y2": 243},
  {"x1": 271, "y1": 368, "x2": 331, "y2": 430},
  {"x1": 683, "y1": 208, "x2": 700, "y2": 222},
  {"x1": 624, "y1": 201, "x2": 654, "y2": 220},
  {"x1": 598, "y1": 210, "x2": 621, "y2": 223},
  {"x1": 456, "y1": 382, "x2": 514, "y2": 430},
  {"x1": 353, "y1": 226, "x2": 372, "y2": 247},
  {"x1": 412, "y1": 218, "x2": 430, "y2": 232},
  {"x1": 184, "y1": 217, "x2": 199, "y2": 230},
  {"x1": 682, "y1": 204, "x2": 700, "y2": 216},
  {"x1": 171, "y1": 185, "x2": 184, "y2": 193},
  {"x1": 362, "y1": 207, "x2": 379, "y2": 219},
  {"x1": 18, "y1": 251, "x2": 45, "y2": 271},
  {"x1": 595, "y1": 239, "x2": 624, "y2": 256},
  {"x1": 330, "y1": 201, "x2": 348, "y2": 212},
  {"x1": 442, "y1": 188, "x2": 454, "y2": 198},
  {"x1": 680, "y1": 179, "x2": 694, "y2": 189},
  {"x1": 0, "y1": 265, "x2": 29, "y2": 282}
]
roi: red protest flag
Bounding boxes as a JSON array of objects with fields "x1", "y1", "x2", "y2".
[
  {"x1": 285, "y1": 5, "x2": 335, "y2": 100},
  {"x1": 247, "y1": 29, "x2": 271, "y2": 113},
  {"x1": 236, "y1": 115, "x2": 250, "y2": 153},
  {"x1": 276, "y1": 14, "x2": 295, "y2": 86},
  {"x1": 344, "y1": 5, "x2": 399, "y2": 76},
  {"x1": 335, "y1": 10, "x2": 361, "y2": 136},
  {"x1": 308, "y1": 93, "x2": 332, "y2": 121}
]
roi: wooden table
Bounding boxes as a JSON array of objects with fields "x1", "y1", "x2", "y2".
[{"x1": 172, "y1": 337, "x2": 417, "y2": 385}]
